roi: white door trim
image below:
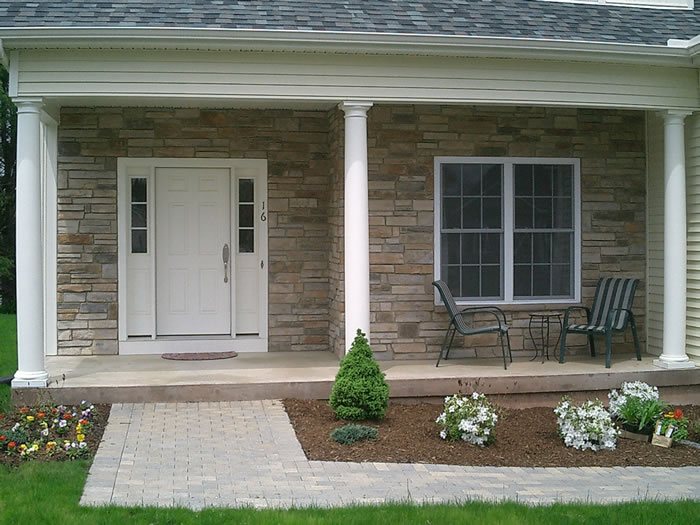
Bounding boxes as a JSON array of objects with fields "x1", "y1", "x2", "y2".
[{"x1": 117, "y1": 157, "x2": 268, "y2": 353}]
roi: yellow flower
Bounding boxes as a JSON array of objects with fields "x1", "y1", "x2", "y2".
[
  {"x1": 26, "y1": 415, "x2": 35, "y2": 422},
  {"x1": 76, "y1": 433, "x2": 85, "y2": 443},
  {"x1": 19, "y1": 444, "x2": 27, "y2": 451},
  {"x1": 46, "y1": 441, "x2": 56, "y2": 450}
]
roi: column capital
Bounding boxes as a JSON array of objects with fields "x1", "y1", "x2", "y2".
[
  {"x1": 662, "y1": 110, "x2": 692, "y2": 124},
  {"x1": 340, "y1": 101, "x2": 373, "y2": 118},
  {"x1": 13, "y1": 97, "x2": 43, "y2": 114}
]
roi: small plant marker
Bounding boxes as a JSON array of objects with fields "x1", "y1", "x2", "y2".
[{"x1": 651, "y1": 434, "x2": 673, "y2": 448}]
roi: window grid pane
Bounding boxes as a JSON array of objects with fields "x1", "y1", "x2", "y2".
[
  {"x1": 238, "y1": 179, "x2": 255, "y2": 253},
  {"x1": 440, "y1": 164, "x2": 503, "y2": 300},
  {"x1": 512, "y1": 164, "x2": 574, "y2": 300},
  {"x1": 130, "y1": 177, "x2": 147, "y2": 254}
]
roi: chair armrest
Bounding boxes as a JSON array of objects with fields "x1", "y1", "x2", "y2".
[
  {"x1": 562, "y1": 306, "x2": 591, "y2": 327},
  {"x1": 605, "y1": 308, "x2": 634, "y2": 330},
  {"x1": 453, "y1": 306, "x2": 507, "y2": 330}
]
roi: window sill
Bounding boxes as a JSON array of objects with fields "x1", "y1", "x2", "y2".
[{"x1": 448, "y1": 302, "x2": 584, "y2": 312}]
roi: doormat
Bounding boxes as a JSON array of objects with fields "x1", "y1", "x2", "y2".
[{"x1": 161, "y1": 351, "x2": 238, "y2": 361}]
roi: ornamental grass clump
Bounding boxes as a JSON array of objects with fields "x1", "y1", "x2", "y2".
[
  {"x1": 330, "y1": 424, "x2": 378, "y2": 445},
  {"x1": 435, "y1": 393, "x2": 498, "y2": 447},
  {"x1": 554, "y1": 397, "x2": 618, "y2": 451},
  {"x1": 329, "y1": 330, "x2": 389, "y2": 420}
]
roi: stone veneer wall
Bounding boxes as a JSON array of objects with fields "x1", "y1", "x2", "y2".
[
  {"x1": 56, "y1": 104, "x2": 645, "y2": 358},
  {"x1": 364, "y1": 105, "x2": 646, "y2": 359},
  {"x1": 327, "y1": 109, "x2": 346, "y2": 356},
  {"x1": 57, "y1": 107, "x2": 331, "y2": 355}
]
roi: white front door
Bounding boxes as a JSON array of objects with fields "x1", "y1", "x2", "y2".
[{"x1": 155, "y1": 167, "x2": 231, "y2": 335}]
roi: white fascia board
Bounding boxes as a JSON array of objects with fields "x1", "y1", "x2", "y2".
[
  {"x1": 0, "y1": 26, "x2": 695, "y2": 67},
  {"x1": 669, "y1": 34, "x2": 700, "y2": 64}
]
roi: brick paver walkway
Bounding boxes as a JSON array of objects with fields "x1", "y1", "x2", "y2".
[{"x1": 81, "y1": 401, "x2": 700, "y2": 509}]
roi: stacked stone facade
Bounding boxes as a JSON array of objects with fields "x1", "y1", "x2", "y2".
[
  {"x1": 57, "y1": 107, "x2": 331, "y2": 354},
  {"x1": 56, "y1": 105, "x2": 646, "y2": 358},
  {"x1": 327, "y1": 109, "x2": 346, "y2": 357},
  {"x1": 365, "y1": 105, "x2": 646, "y2": 358}
]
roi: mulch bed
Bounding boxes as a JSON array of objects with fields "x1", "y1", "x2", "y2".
[
  {"x1": 284, "y1": 400, "x2": 700, "y2": 468},
  {"x1": 0, "y1": 404, "x2": 110, "y2": 468}
]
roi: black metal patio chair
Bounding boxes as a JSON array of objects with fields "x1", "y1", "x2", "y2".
[
  {"x1": 559, "y1": 277, "x2": 641, "y2": 368},
  {"x1": 432, "y1": 280, "x2": 512, "y2": 369}
]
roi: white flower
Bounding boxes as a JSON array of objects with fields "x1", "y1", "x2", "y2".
[
  {"x1": 79, "y1": 442, "x2": 87, "y2": 449},
  {"x1": 436, "y1": 392, "x2": 498, "y2": 447},
  {"x1": 554, "y1": 397, "x2": 617, "y2": 452},
  {"x1": 608, "y1": 381, "x2": 658, "y2": 417},
  {"x1": 41, "y1": 428, "x2": 49, "y2": 437},
  {"x1": 59, "y1": 420, "x2": 67, "y2": 428}
]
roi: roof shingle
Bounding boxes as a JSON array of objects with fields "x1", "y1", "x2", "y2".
[{"x1": 0, "y1": 0, "x2": 697, "y2": 46}]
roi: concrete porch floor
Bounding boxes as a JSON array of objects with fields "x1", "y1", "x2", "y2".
[{"x1": 12, "y1": 351, "x2": 700, "y2": 406}]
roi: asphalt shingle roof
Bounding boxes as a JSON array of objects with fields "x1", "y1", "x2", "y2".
[{"x1": 0, "y1": 0, "x2": 698, "y2": 46}]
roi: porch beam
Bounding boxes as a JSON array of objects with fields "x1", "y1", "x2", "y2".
[
  {"x1": 655, "y1": 110, "x2": 696, "y2": 369},
  {"x1": 341, "y1": 101, "x2": 372, "y2": 352},
  {"x1": 12, "y1": 98, "x2": 48, "y2": 387}
]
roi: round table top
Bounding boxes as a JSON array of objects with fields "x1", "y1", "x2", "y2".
[{"x1": 528, "y1": 311, "x2": 562, "y2": 318}]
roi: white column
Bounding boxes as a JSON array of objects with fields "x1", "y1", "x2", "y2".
[
  {"x1": 341, "y1": 101, "x2": 372, "y2": 352},
  {"x1": 12, "y1": 98, "x2": 48, "y2": 387},
  {"x1": 655, "y1": 110, "x2": 695, "y2": 369}
]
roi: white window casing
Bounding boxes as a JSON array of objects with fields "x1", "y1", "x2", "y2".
[{"x1": 434, "y1": 156, "x2": 582, "y2": 306}]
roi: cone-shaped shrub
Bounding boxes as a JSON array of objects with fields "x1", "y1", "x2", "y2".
[{"x1": 329, "y1": 329, "x2": 389, "y2": 420}]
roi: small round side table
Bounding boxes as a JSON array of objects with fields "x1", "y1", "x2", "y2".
[{"x1": 528, "y1": 312, "x2": 563, "y2": 363}]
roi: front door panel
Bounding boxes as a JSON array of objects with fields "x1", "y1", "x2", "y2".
[{"x1": 156, "y1": 168, "x2": 231, "y2": 335}]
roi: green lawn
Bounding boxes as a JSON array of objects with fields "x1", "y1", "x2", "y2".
[
  {"x1": 0, "y1": 461, "x2": 698, "y2": 524},
  {"x1": 0, "y1": 313, "x2": 17, "y2": 412}
]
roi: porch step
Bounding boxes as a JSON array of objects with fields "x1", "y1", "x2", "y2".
[{"x1": 11, "y1": 352, "x2": 700, "y2": 407}]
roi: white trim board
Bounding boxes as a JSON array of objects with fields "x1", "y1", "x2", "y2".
[
  {"x1": 117, "y1": 157, "x2": 268, "y2": 354},
  {"x1": 41, "y1": 115, "x2": 58, "y2": 356}
]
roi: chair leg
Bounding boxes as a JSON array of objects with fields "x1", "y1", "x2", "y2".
[
  {"x1": 588, "y1": 335, "x2": 596, "y2": 357},
  {"x1": 559, "y1": 329, "x2": 568, "y2": 363},
  {"x1": 436, "y1": 325, "x2": 456, "y2": 367},
  {"x1": 630, "y1": 318, "x2": 642, "y2": 361},
  {"x1": 605, "y1": 331, "x2": 613, "y2": 369}
]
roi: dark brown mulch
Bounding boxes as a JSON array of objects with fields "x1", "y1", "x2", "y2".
[
  {"x1": 0, "y1": 404, "x2": 110, "y2": 468},
  {"x1": 284, "y1": 400, "x2": 700, "y2": 468}
]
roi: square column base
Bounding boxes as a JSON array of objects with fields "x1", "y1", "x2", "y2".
[
  {"x1": 11, "y1": 377, "x2": 48, "y2": 388},
  {"x1": 653, "y1": 358, "x2": 697, "y2": 370}
]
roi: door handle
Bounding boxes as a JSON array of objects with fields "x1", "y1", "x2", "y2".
[{"x1": 222, "y1": 243, "x2": 230, "y2": 283}]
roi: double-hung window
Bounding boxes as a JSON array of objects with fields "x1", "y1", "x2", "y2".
[{"x1": 434, "y1": 157, "x2": 581, "y2": 304}]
